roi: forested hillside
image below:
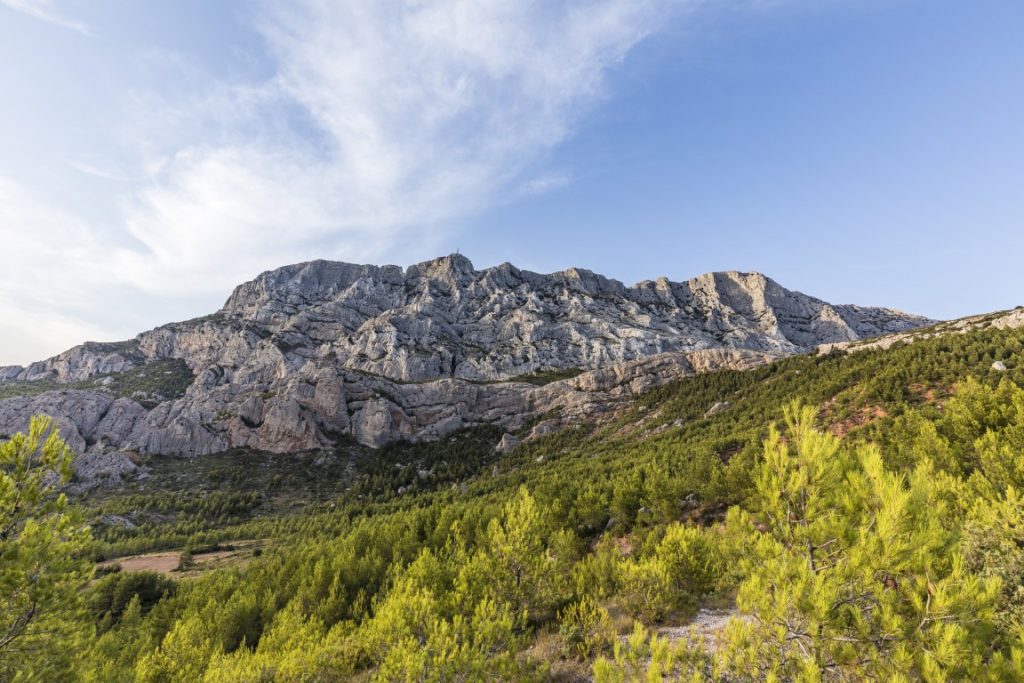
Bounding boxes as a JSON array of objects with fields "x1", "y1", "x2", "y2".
[{"x1": 4, "y1": 317, "x2": 1024, "y2": 681}]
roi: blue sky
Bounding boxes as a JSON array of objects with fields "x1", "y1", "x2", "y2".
[{"x1": 0, "y1": 1, "x2": 1021, "y2": 365}]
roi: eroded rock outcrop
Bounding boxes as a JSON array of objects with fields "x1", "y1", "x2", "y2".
[{"x1": 0, "y1": 255, "x2": 932, "y2": 474}]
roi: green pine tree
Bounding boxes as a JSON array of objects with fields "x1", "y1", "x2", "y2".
[
  {"x1": 718, "y1": 402, "x2": 1001, "y2": 681},
  {"x1": 0, "y1": 416, "x2": 93, "y2": 681}
]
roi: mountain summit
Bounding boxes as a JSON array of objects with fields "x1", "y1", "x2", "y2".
[
  {"x1": 214, "y1": 254, "x2": 925, "y2": 382},
  {"x1": 0, "y1": 255, "x2": 931, "y2": 479}
]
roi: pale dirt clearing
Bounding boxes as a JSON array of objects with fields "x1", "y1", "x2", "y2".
[
  {"x1": 98, "y1": 541, "x2": 264, "y2": 577},
  {"x1": 100, "y1": 551, "x2": 179, "y2": 574},
  {"x1": 656, "y1": 608, "x2": 748, "y2": 650}
]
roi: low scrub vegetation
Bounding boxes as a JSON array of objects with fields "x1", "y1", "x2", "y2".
[{"x1": 3, "y1": 325, "x2": 1024, "y2": 679}]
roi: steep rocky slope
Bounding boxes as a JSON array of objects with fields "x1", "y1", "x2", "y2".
[{"x1": 0, "y1": 255, "x2": 931, "y2": 480}]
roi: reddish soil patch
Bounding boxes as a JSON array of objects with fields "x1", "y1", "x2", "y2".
[
  {"x1": 829, "y1": 405, "x2": 888, "y2": 438},
  {"x1": 907, "y1": 382, "x2": 953, "y2": 404}
]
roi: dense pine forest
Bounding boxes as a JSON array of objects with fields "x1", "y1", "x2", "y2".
[{"x1": 4, "y1": 319, "x2": 1024, "y2": 681}]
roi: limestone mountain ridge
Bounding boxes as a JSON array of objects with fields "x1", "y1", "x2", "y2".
[{"x1": 0, "y1": 254, "x2": 933, "y2": 484}]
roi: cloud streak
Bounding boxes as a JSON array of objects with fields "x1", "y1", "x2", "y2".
[
  {"x1": 0, "y1": 0, "x2": 90, "y2": 34},
  {"x1": 118, "y1": 0, "x2": 678, "y2": 292},
  {"x1": 1, "y1": 0, "x2": 681, "y2": 364}
]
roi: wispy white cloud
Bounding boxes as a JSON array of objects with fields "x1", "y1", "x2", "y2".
[
  {"x1": 520, "y1": 171, "x2": 574, "y2": 196},
  {"x1": 0, "y1": 0, "x2": 90, "y2": 35},
  {"x1": 67, "y1": 160, "x2": 135, "y2": 182},
  {"x1": 0, "y1": 178, "x2": 137, "y2": 365},
  {"x1": 0, "y1": 178, "x2": 105, "y2": 309},
  {"x1": 115, "y1": 0, "x2": 680, "y2": 294},
  {"x1": 1, "y1": 0, "x2": 684, "y2": 364}
]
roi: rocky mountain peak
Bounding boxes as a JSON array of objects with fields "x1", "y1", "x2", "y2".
[
  {"x1": 552, "y1": 266, "x2": 624, "y2": 296},
  {"x1": 0, "y1": 255, "x2": 936, "y2": 467},
  {"x1": 405, "y1": 253, "x2": 476, "y2": 280},
  {"x1": 221, "y1": 259, "x2": 398, "y2": 321}
]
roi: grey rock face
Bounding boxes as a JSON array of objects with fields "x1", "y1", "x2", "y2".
[
  {"x1": 495, "y1": 433, "x2": 520, "y2": 454},
  {"x1": 213, "y1": 256, "x2": 928, "y2": 383},
  {"x1": 0, "y1": 255, "x2": 933, "y2": 473},
  {"x1": 817, "y1": 306, "x2": 1023, "y2": 357},
  {"x1": 0, "y1": 341, "x2": 142, "y2": 383},
  {"x1": 704, "y1": 401, "x2": 730, "y2": 418}
]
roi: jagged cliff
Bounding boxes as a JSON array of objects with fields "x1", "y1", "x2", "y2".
[{"x1": 0, "y1": 255, "x2": 932, "y2": 481}]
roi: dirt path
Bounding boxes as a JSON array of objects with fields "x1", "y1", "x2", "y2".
[
  {"x1": 98, "y1": 541, "x2": 264, "y2": 577},
  {"x1": 656, "y1": 608, "x2": 749, "y2": 651}
]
